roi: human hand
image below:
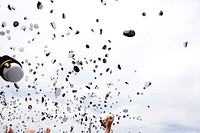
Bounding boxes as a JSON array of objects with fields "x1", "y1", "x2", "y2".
[
  {"x1": 103, "y1": 115, "x2": 114, "y2": 129},
  {"x1": 45, "y1": 128, "x2": 50, "y2": 133},
  {"x1": 6, "y1": 128, "x2": 14, "y2": 133}
]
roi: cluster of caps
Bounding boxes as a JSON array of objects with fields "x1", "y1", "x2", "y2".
[
  {"x1": 0, "y1": 18, "x2": 40, "y2": 42},
  {"x1": 0, "y1": 21, "x2": 11, "y2": 40},
  {"x1": 0, "y1": 45, "x2": 151, "y2": 132},
  {"x1": 0, "y1": 0, "x2": 157, "y2": 133}
]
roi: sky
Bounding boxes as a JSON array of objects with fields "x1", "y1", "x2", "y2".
[{"x1": 0, "y1": 0, "x2": 200, "y2": 132}]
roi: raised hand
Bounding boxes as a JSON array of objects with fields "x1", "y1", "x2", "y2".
[{"x1": 6, "y1": 128, "x2": 14, "y2": 133}]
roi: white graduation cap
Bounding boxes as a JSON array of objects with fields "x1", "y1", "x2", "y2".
[{"x1": 0, "y1": 55, "x2": 24, "y2": 82}]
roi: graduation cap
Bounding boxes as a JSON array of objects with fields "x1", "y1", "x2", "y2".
[
  {"x1": 100, "y1": 119, "x2": 106, "y2": 128},
  {"x1": 123, "y1": 30, "x2": 135, "y2": 37},
  {"x1": 0, "y1": 55, "x2": 24, "y2": 82}
]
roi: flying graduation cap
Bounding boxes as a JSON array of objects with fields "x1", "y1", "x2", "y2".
[
  {"x1": 123, "y1": 30, "x2": 135, "y2": 37},
  {"x1": 0, "y1": 55, "x2": 24, "y2": 82}
]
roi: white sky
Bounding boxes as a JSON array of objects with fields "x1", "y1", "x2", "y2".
[{"x1": 1, "y1": 0, "x2": 200, "y2": 133}]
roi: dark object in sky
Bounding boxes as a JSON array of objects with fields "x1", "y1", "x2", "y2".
[
  {"x1": 73, "y1": 66, "x2": 80, "y2": 72},
  {"x1": 41, "y1": 97, "x2": 44, "y2": 103},
  {"x1": 100, "y1": 119, "x2": 106, "y2": 128},
  {"x1": 85, "y1": 86, "x2": 90, "y2": 89},
  {"x1": 14, "y1": 83, "x2": 19, "y2": 89},
  {"x1": 75, "y1": 30, "x2": 80, "y2": 35},
  {"x1": 8, "y1": 5, "x2": 12, "y2": 10},
  {"x1": 51, "y1": 59, "x2": 56, "y2": 64},
  {"x1": 50, "y1": 22, "x2": 56, "y2": 29},
  {"x1": 102, "y1": 45, "x2": 107, "y2": 50},
  {"x1": 117, "y1": 64, "x2": 121, "y2": 70},
  {"x1": 125, "y1": 81, "x2": 129, "y2": 85},
  {"x1": 37, "y1": 1, "x2": 43, "y2": 10},
  {"x1": 62, "y1": 13, "x2": 66, "y2": 19},
  {"x1": 13, "y1": 21, "x2": 19, "y2": 27},
  {"x1": 7, "y1": 5, "x2": 15, "y2": 10},
  {"x1": 100, "y1": 29, "x2": 103, "y2": 35},
  {"x1": 123, "y1": 30, "x2": 135, "y2": 37},
  {"x1": 183, "y1": 42, "x2": 188, "y2": 48},
  {"x1": 144, "y1": 81, "x2": 151, "y2": 87},
  {"x1": 69, "y1": 26, "x2": 73, "y2": 30},
  {"x1": 41, "y1": 117, "x2": 46, "y2": 121},
  {"x1": 159, "y1": 10, "x2": 163, "y2": 16},
  {"x1": 45, "y1": 52, "x2": 51, "y2": 57},
  {"x1": 28, "y1": 105, "x2": 32, "y2": 109},
  {"x1": 72, "y1": 90, "x2": 77, "y2": 93},
  {"x1": 24, "y1": 17, "x2": 28, "y2": 20},
  {"x1": 102, "y1": 58, "x2": 107, "y2": 63},
  {"x1": 142, "y1": 12, "x2": 146, "y2": 16},
  {"x1": 86, "y1": 44, "x2": 90, "y2": 49}
]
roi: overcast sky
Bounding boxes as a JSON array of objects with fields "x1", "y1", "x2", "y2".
[{"x1": 1, "y1": 0, "x2": 200, "y2": 133}]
